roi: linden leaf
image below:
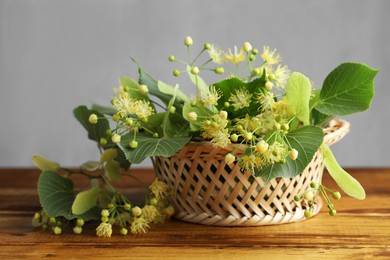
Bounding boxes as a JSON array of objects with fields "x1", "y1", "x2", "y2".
[
  {"x1": 118, "y1": 135, "x2": 191, "y2": 164},
  {"x1": 316, "y1": 63, "x2": 378, "y2": 116},
  {"x1": 255, "y1": 126, "x2": 324, "y2": 183}
]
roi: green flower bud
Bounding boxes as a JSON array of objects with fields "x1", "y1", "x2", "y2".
[
  {"x1": 230, "y1": 134, "x2": 239, "y2": 142},
  {"x1": 310, "y1": 182, "x2": 319, "y2": 189},
  {"x1": 187, "y1": 112, "x2": 198, "y2": 121},
  {"x1": 329, "y1": 209, "x2": 337, "y2": 216},
  {"x1": 101, "y1": 216, "x2": 109, "y2": 223},
  {"x1": 184, "y1": 36, "x2": 193, "y2": 46},
  {"x1": 224, "y1": 102, "x2": 230, "y2": 108},
  {"x1": 129, "y1": 140, "x2": 138, "y2": 149},
  {"x1": 53, "y1": 226, "x2": 62, "y2": 235},
  {"x1": 108, "y1": 203, "x2": 115, "y2": 209},
  {"x1": 214, "y1": 67, "x2": 225, "y2": 74},
  {"x1": 101, "y1": 209, "x2": 110, "y2": 218},
  {"x1": 204, "y1": 43, "x2": 211, "y2": 50},
  {"x1": 34, "y1": 212, "x2": 41, "y2": 220},
  {"x1": 112, "y1": 114, "x2": 121, "y2": 122},
  {"x1": 150, "y1": 198, "x2": 158, "y2": 205},
  {"x1": 249, "y1": 54, "x2": 255, "y2": 61},
  {"x1": 304, "y1": 191, "x2": 315, "y2": 201},
  {"x1": 252, "y1": 68, "x2": 261, "y2": 76},
  {"x1": 265, "y1": 81, "x2": 274, "y2": 90},
  {"x1": 164, "y1": 205, "x2": 175, "y2": 217},
  {"x1": 106, "y1": 129, "x2": 112, "y2": 136},
  {"x1": 304, "y1": 209, "x2": 313, "y2": 219},
  {"x1": 124, "y1": 86, "x2": 130, "y2": 92},
  {"x1": 268, "y1": 74, "x2": 276, "y2": 81},
  {"x1": 332, "y1": 191, "x2": 341, "y2": 200},
  {"x1": 243, "y1": 41, "x2": 252, "y2": 52},
  {"x1": 281, "y1": 123, "x2": 289, "y2": 132},
  {"x1": 294, "y1": 195, "x2": 301, "y2": 202},
  {"x1": 111, "y1": 134, "x2": 121, "y2": 144},
  {"x1": 73, "y1": 226, "x2": 83, "y2": 234},
  {"x1": 288, "y1": 149, "x2": 299, "y2": 160},
  {"x1": 132, "y1": 206, "x2": 142, "y2": 217},
  {"x1": 190, "y1": 66, "x2": 200, "y2": 75},
  {"x1": 88, "y1": 114, "x2": 98, "y2": 124},
  {"x1": 225, "y1": 153, "x2": 236, "y2": 165},
  {"x1": 124, "y1": 203, "x2": 131, "y2": 211},
  {"x1": 169, "y1": 106, "x2": 176, "y2": 113},
  {"x1": 120, "y1": 227, "x2": 128, "y2": 236},
  {"x1": 139, "y1": 84, "x2": 149, "y2": 94},
  {"x1": 168, "y1": 55, "x2": 175, "y2": 62},
  {"x1": 153, "y1": 132, "x2": 159, "y2": 138},
  {"x1": 173, "y1": 69, "x2": 180, "y2": 77},
  {"x1": 49, "y1": 217, "x2": 56, "y2": 224},
  {"x1": 252, "y1": 48, "x2": 258, "y2": 55},
  {"x1": 76, "y1": 218, "x2": 85, "y2": 227},
  {"x1": 100, "y1": 137, "x2": 107, "y2": 145}
]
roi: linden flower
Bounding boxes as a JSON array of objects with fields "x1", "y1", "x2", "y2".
[
  {"x1": 207, "y1": 44, "x2": 224, "y2": 64},
  {"x1": 96, "y1": 223, "x2": 113, "y2": 238},
  {"x1": 261, "y1": 46, "x2": 281, "y2": 65},
  {"x1": 142, "y1": 205, "x2": 158, "y2": 223},
  {"x1": 210, "y1": 130, "x2": 231, "y2": 148},
  {"x1": 224, "y1": 46, "x2": 245, "y2": 65},
  {"x1": 240, "y1": 154, "x2": 263, "y2": 172},
  {"x1": 273, "y1": 65, "x2": 291, "y2": 88},
  {"x1": 235, "y1": 114, "x2": 261, "y2": 133},
  {"x1": 132, "y1": 100, "x2": 154, "y2": 119},
  {"x1": 149, "y1": 178, "x2": 169, "y2": 200},
  {"x1": 112, "y1": 87, "x2": 133, "y2": 117},
  {"x1": 264, "y1": 141, "x2": 287, "y2": 163},
  {"x1": 201, "y1": 85, "x2": 222, "y2": 106},
  {"x1": 228, "y1": 87, "x2": 253, "y2": 111},
  {"x1": 131, "y1": 217, "x2": 150, "y2": 234},
  {"x1": 257, "y1": 92, "x2": 275, "y2": 112}
]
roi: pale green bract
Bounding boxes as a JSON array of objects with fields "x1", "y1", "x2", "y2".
[{"x1": 322, "y1": 144, "x2": 366, "y2": 200}]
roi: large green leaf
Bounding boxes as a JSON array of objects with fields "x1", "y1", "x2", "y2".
[
  {"x1": 315, "y1": 63, "x2": 378, "y2": 116},
  {"x1": 72, "y1": 187, "x2": 100, "y2": 215},
  {"x1": 38, "y1": 171, "x2": 100, "y2": 220},
  {"x1": 286, "y1": 72, "x2": 312, "y2": 125},
  {"x1": 118, "y1": 135, "x2": 191, "y2": 164},
  {"x1": 322, "y1": 144, "x2": 366, "y2": 200},
  {"x1": 73, "y1": 106, "x2": 110, "y2": 143},
  {"x1": 255, "y1": 126, "x2": 324, "y2": 183}
]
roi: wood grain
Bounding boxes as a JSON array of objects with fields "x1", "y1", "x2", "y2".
[{"x1": 0, "y1": 168, "x2": 389, "y2": 259}]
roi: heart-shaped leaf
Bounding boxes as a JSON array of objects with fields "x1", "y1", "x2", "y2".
[{"x1": 255, "y1": 126, "x2": 324, "y2": 183}]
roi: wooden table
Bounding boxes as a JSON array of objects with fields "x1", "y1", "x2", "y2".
[{"x1": 0, "y1": 168, "x2": 389, "y2": 259}]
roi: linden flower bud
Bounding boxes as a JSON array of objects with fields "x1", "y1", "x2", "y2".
[
  {"x1": 173, "y1": 69, "x2": 180, "y2": 77},
  {"x1": 76, "y1": 218, "x2": 85, "y2": 227},
  {"x1": 304, "y1": 209, "x2": 313, "y2": 219},
  {"x1": 265, "y1": 81, "x2": 274, "y2": 90},
  {"x1": 150, "y1": 198, "x2": 158, "y2": 205},
  {"x1": 187, "y1": 112, "x2": 198, "y2": 121},
  {"x1": 204, "y1": 43, "x2": 211, "y2": 50},
  {"x1": 304, "y1": 191, "x2": 315, "y2": 201},
  {"x1": 168, "y1": 55, "x2": 175, "y2": 62},
  {"x1": 88, "y1": 114, "x2": 98, "y2": 124},
  {"x1": 124, "y1": 203, "x2": 131, "y2": 211},
  {"x1": 125, "y1": 118, "x2": 134, "y2": 126},
  {"x1": 111, "y1": 134, "x2": 121, "y2": 144},
  {"x1": 252, "y1": 48, "x2": 259, "y2": 55},
  {"x1": 101, "y1": 209, "x2": 110, "y2": 218},
  {"x1": 53, "y1": 226, "x2": 62, "y2": 235},
  {"x1": 252, "y1": 68, "x2": 261, "y2": 76},
  {"x1": 129, "y1": 140, "x2": 138, "y2": 149},
  {"x1": 164, "y1": 205, "x2": 175, "y2": 217},
  {"x1": 219, "y1": 111, "x2": 228, "y2": 120},
  {"x1": 225, "y1": 153, "x2": 236, "y2": 165},
  {"x1": 214, "y1": 67, "x2": 225, "y2": 74},
  {"x1": 329, "y1": 209, "x2": 337, "y2": 216},
  {"x1": 224, "y1": 102, "x2": 230, "y2": 108},
  {"x1": 132, "y1": 206, "x2": 142, "y2": 217},
  {"x1": 112, "y1": 113, "x2": 121, "y2": 122},
  {"x1": 230, "y1": 134, "x2": 238, "y2": 142},
  {"x1": 190, "y1": 66, "x2": 200, "y2": 75},
  {"x1": 96, "y1": 223, "x2": 112, "y2": 238},
  {"x1": 310, "y1": 182, "x2": 319, "y2": 189},
  {"x1": 169, "y1": 106, "x2": 176, "y2": 113},
  {"x1": 139, "y1": 84, "x2": 149, "y2": 94},
  {"x1": 294, "y1": 195, "x2": 301, "y2": 202},
  {"x1": 184, "y1": 36, "x2": 193, "y2": 46},
  {"x1": 120, "y1": 227, "x2": 128, "y2": 236},
  {"x1": 288, "y1": 149, "x2": 299, "y2": 160},
  {"x1": 332, "y1": 191, "x2": 341, "y2": 200},
  {"x1": 249, "y1": 54, "x2": 255, "y2": 61},
  {"x1": 256, "y1": 140, "x2": 269, "y2": 153},
  {"x1": 73, "y1": 226, "x2": 83, "y2": 235},
  {"x1": 243, "y1": 41, "x2": 252, "y2": 52},
  {"x1": 244, "y1": 132, "x2": 253, "y2": 141},
  {"x1": 100, "y1": 138, "x2": 107, "y2": 145}
]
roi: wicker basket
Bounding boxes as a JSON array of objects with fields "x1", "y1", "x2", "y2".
[{"x1": 153, "y1": 119, "x2": 350, "y2": 226}]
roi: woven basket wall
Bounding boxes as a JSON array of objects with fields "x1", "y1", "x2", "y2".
[{"x1": 153, "y1": 119, "x2": 350, "y2": 226}]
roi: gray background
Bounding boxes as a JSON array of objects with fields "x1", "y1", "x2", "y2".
[{"x1": 1, "y1": 0, "x2": 389, "y2": 168}]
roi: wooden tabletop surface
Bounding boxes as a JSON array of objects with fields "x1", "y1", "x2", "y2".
[{"x1": 0, "y1": 168, "x2": 389, "y2": 259}]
